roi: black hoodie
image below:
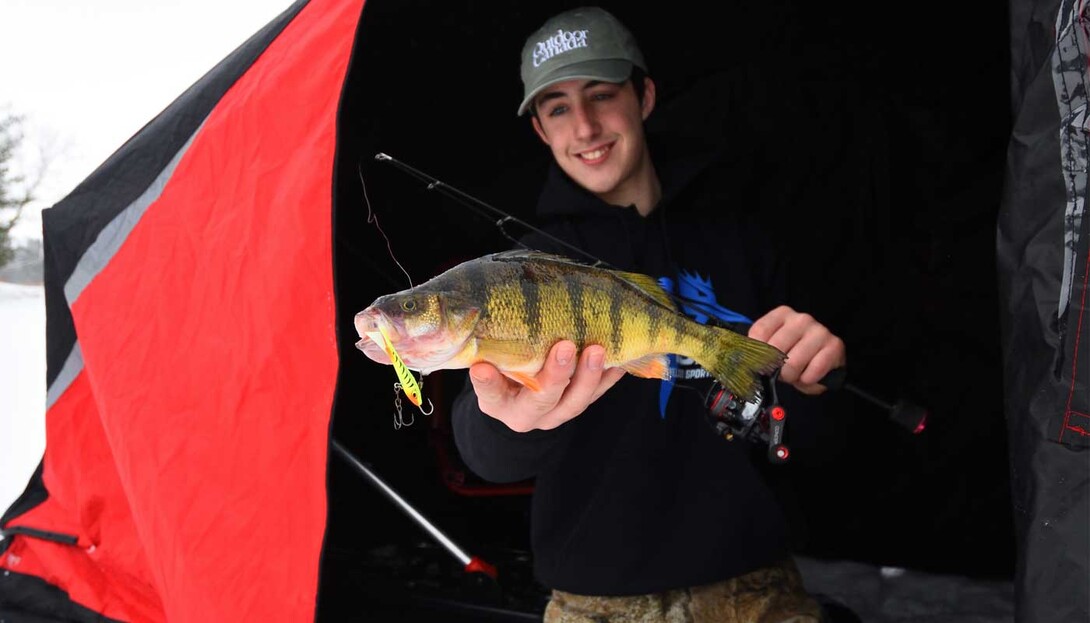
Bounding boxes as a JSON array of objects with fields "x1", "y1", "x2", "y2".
[{"x1": 451, "y1": 135, "x2": 794, "y2": 596}]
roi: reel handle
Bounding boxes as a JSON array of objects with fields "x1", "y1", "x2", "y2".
[
  {"x1": 766, "y1": 404, "x2": 789, "y2": 464},
  {"x1": 818, "y1": 368, "x2": 927, "y2": 434},
  {"x1": 818, "y1": 368, "x2": 848, "y2": 391}
]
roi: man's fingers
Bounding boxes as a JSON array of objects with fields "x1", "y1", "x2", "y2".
[
  {"x1": 548, "y1": 345, "x2": 609, "y2": 423},
  {"x1": 537, "y1": 340, "x2": 579, "y2": 385},
  {"x1": 470, "y1": 362, "x2": 516, "y2": 409},
  {"x1": 590, "y1": 367, "x2": 627, "y2": 402},
  {"x1": 474, "y1": 341, "x2": 627, "y2": 431},
  {"x1": 748, "y1": 305, "x2": 792, "y2": 342},
  {"x1": 798, "y1": 339, "x2": 846, "y2": 387},
  {"x1": 475, "y1": 342, "x2": 581, "y2": 431},
  {"x1": 469, "y1": 362, "x2": 500, "y2": 396},
  {"x1": 749, "y1": 305, "x2": 848, "y2": 395},
  {"x1": 777, "y1": 326, "x2": 828, "y2": 384},
  {"x1": 784, "y1": 335, "x2": 846, "y2": 394}
]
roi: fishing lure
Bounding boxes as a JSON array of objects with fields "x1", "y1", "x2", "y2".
[{"x1": 375, "y1": 325, "x2": 425, "y2": 408}]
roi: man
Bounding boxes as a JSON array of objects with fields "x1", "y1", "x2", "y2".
[{"x1": 452, "y1": 7, "x2": 845, "y2": 621}]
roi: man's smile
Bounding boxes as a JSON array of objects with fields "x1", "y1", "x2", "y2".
[{"x1": 576, "y1": 143, "x2": 613, "y2": 163}]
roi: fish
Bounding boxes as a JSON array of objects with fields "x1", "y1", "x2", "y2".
[{"x1": 354, "y1": 250, "x2": 786, "y2": 402}]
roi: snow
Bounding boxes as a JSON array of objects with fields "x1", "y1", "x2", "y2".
[
  {"x1": 797, "y1": 556, "x2": 1015, "y2": 622},
  {"x1": 0, "y1": 281, "x2": 46, "y2": 514},
  {"x1": 1, "y1": 0, "x2": 295, "y2": 245}
]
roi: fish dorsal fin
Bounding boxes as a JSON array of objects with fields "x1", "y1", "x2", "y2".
[
  {"x1": 614, "y1": 271, "x2": 677, "y2": 310},
  {"x1": 489, "y1": 249, "x2": 676, "y2": 310},
  {"x1": 488, "y1": 249, "x2": 593, "y2": 266}
]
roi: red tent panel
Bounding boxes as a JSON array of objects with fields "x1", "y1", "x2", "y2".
[{"x1": 1, "y1": 0, "x2": 364, "y2": 619}]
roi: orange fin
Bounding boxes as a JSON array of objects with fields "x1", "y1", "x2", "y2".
[
  {"x1": 620, "y1": 354, "x2": 673, "y2": 380},
  {"x1": 502, "y1": 371, "x2": 544, "y2": 392}
]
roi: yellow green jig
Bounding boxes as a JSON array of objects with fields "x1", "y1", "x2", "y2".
[{"x1": 375, "y1": 325, "x2": 427, "y2": 411}]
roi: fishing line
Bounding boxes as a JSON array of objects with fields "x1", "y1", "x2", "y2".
[
  {"x1": 368, "y1": 154, "x2": 928, "y2": 437},
  {"x1": 374, "y1": 153, "x2": 607, "y2": 268},
  {"x1": 358, "y1": 162, "x2": 433, "y2": 421},
  {"x1": 359, "y1": 163, "x2": 414, "y2": 289}
]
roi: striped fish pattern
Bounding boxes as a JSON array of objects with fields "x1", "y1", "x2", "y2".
[{"x1": 354, "y1": 250, "x2": 785, "y2": 402}]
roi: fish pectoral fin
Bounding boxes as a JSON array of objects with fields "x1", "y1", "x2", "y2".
[
  {"x1": 475, "y1": 338, "x2": 535, "y2": 367},
  {"x1": 501, "y1": 371, "x2": 544, "y2": 392},
  {"x1": 620, "y1": 354, "x2": 673, "y2": 380},
  {"x1": 475, "y1": 338, "x2": 542, "y2": 391}
]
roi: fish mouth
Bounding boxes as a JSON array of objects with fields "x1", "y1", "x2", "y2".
[
  {"x1": 353, "y1": 308, "x2": 398, "y2": 363},
  {"x1": 354, "y1": 308, "x2": 379, "y2": 338}
]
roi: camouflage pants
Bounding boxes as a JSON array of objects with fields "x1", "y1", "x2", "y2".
[{"x1": 542, "y1": 559, "x2": 823, "y2": 623}]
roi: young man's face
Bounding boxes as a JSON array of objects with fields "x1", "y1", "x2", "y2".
[{"x1": 531, "y1": 77, "x2": 656, "y2": 207}]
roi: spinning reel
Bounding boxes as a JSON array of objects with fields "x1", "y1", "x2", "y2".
[
  {"x1": 703, "y1": 368, "x2": 929, "y2": 464},
  {"x1": 704, "y1": 372, "x2": 791, "y2": 464}
]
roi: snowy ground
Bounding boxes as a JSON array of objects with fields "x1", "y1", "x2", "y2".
[
  {"x1": 0, "y1": 280, "x2": 1016, "y2": 621},
  {"x1": 796, "y1": 556, "x2": 1014, "y2": 622},
  {"x1": 0, "y1": 281, "x2": 46, "y2": 514}
]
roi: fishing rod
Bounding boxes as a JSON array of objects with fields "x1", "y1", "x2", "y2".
[
  {"x1": 371, "y1": 152, "x2": 928, "y2": 449},
  {"x1": 373, "y1": 153, "x2": 752, "y2": 331},
  {"x1": 373, "y1": 153, "x2": 606, "y2": 270}
]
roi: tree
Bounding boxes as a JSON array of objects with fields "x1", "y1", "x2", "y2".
[{"x1": 0, "y1": 111, "x2": 35, "y2": 268}]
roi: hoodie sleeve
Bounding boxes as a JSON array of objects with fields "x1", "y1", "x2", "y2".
[{"x1": 450, "y1": 371, "x2": 572, "y2": 483}]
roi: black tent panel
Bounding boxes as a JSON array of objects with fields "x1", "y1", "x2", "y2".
[{"x1": 1000, "y1": 0, "x2": 1090, "y2": 620}]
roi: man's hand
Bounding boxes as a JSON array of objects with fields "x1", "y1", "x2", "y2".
[
  {"x1": 748, "y1": 305, "x2": 846, "y2": 395},
  {"x1": 469, "y1": 340, "x2": 627, "y2": 432}
]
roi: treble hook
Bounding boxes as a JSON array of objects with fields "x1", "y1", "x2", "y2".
[
  {"x1": 419, "y1": 398, "x2": 435, "y2": 416},
  {"x1": 405, "y1": 372, "x2": 435, "y2": 416},
  {"x1": 392, "y1": 383, "x2": 414, "y2": 429},
  {"x1": 391, "y1": 382, "x2": 434, "y2": 430}
]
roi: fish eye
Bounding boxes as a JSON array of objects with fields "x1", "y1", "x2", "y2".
[{"x1": 400, "y1": 299, "x2": 417, "y2": 312}]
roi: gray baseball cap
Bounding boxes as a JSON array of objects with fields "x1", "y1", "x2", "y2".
[{"x1": 518, "y1": 7, "x2": 647, "y2": 116}]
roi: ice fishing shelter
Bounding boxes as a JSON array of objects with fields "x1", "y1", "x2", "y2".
[
  {"x1": 0, "y1": 0, "x2": 1083, "y2": 620},
  {"x1": 0, "y1": 1, "x2": 356, "y2": 620}
]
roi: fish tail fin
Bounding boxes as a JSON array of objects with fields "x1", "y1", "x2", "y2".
[{"x1": 696, "y1": 326, "x2": 786, "y2": 402}]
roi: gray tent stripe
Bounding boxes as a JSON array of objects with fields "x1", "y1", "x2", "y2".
[
  {"x1": 1052, "y1": 0, "x2": 1088, "y2": 319},
  {"x1": 49, "y1": 122, "x2": 204, "y2": 410},
  {"x1": 64, "y1": 122, "x2": 205, "y2": 305},
  {"x1": 46, "y1": 342, "x2": 84, "y2": 410}
]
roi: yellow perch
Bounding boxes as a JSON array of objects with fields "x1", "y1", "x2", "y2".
[{"x1": 354, "y1": 250, "x2": 785, "y2": 402}]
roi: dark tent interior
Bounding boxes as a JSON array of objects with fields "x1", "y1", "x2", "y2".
[{"x1": 323, "y1": 0, "x2": 1013, "y2": 620}]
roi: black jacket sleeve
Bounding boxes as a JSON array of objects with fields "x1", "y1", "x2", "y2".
[{"x1": 450, "y1": 370, "x2": 574, "y2": 483}]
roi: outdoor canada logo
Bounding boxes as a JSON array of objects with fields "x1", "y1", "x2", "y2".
[{"x1": 532, "y1": 28, "x2": 589, "y2": 67}]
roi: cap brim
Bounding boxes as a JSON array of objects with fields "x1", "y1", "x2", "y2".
[{"x1": 517, "y1": 59, "x2": 633, "y2": 116}]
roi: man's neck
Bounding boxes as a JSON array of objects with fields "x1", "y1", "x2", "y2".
[{"x1": 602, "y1": 160, "x2": 662, "y2": 216}]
